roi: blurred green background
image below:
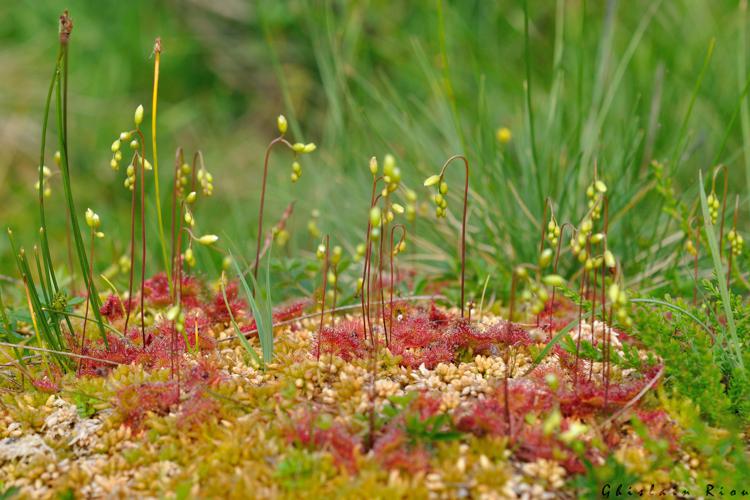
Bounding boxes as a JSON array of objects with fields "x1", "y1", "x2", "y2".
[{"x1": 1, "y1": 0, "x2": 748, "y2": 302}]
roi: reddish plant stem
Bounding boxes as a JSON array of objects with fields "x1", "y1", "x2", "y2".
[
  {"x1": 437, "y1": 155, "x2": 470, "y2": 317},
  {"x1": 316, "y1": 235, "x2": 329, "y2": 362},
  {"x1": 359, "y1": 177, "x2": 383, "y2": 342},
  {"x1": 137, "y1": 131, "x2": 147, "y2": 347},
  {"x1": 330, "y1": 265, "x2": 338, "y2": 328},
  {"x1": 170, "y1": 148, "x2": 183, "y2": 302},
  {"x1": 551, "y1": 222, "x2": 575, "y2": 307},
  {"x1": 600, "y1": 197, "x2": 610, "y2": 392},
  {"x1": 388, "y1": 225, "x2": 407, "y2": 345},
  {"x1": 253, "y1": 136, "x2": 293, "y2": 279},
  {"x1": 169, "y1": 148, "x2": 182, "y2": 379},
  {"x1": 604, "y1": 303, "x2": 613, "y2": 408},
  {"x1": 378, "y1": 219, "x2": 388, "y2": 343},
  {"x1": 504, "y1": 272, "x2": 518, "y2": 437},
  {"x1": 573, "y1": 268, "x2": 588, "y2": 391},
  {"x1": 537, "y1": 198, "x2": 554, "y2": 325},
  {"x1": 124, "y1": 155, "x2": 138, "y2": 337}
]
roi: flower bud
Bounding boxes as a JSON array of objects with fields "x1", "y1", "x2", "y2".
[
  {"x1": 85, "y1": 208, "x2": 101, "y2": 229},
  {"x1": 54, "y1": 151, "x2": 61, "y2": 167},
  {"x1": 595, "y1": 180, "x2": 607, "y2": 193},
  {"x1": 424, "y1": 175, "x2": 441, "y2": 187},
  {"x1": 292, "y1": 143, "x2": 305, "y2": 153},
  {"x1": 369, "y1": 207, "x2": 381, "y2": 227},
  {"x1": 331, "y1": 245, "x2": 342, "y2": 265},
  {"x1": 369, "y1": 156, "x2": 378, "y2": 175},
  {"x1": 134, "y1": 104, "x2": 144, "y2": 126},
  {"x1": 277, "y1": 114, "x2": 288, "y2": 134},
  {"x1": 197, "y1": 234, "x2": 219, "y2": 245},
  {"x1": 186, "y1": 191, "x2": 197, "y2": 204},
  {"x1": 130, "y1": 139, "x2": 139, "y2": 150},
  {"x1": 392, "y1": 203, "x2": 405, "y2": 214},
  {"x1": 542, "y1": 274, "x2": 566, "y2": 288},
  {"x1": 303, "y1": 143, "x2": 317, "y2": 153},
  {"x1": 590, "y1": 233, "x2": 604, "y2": 244},
  {"x1": 390, "y1": 167, "x2": 401, "y2": 184},
  {"x1": 604, "y1": 250, "x2": 616, "y2": 268},
  {"x1": 538, "y1": 248, "x2": 553, "y2": 268},
  {"x1": 383, "y1": 154, "x2": 396, "y2": 176},
  {"x1": 111, "y1": 139, "x2": 121, "y2": 153},
  {"x1": 120, "y1": 131, "x2": 132, "y2": 141},
  {"x1": 439, "y1": 181, "x2": 448, "y2": 195}
]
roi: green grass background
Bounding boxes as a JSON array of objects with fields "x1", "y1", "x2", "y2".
[{"x1": 1, "y1": 0, "x2": 748, "y2": 302}]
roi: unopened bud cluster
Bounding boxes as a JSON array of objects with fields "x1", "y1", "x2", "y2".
[
  {"x1": 424, "y1": 173, "x2": 448, "y2": 218},
  {"x1": 197, "y1": 163, "x2": 214, "y2": 197},
  {"x1": 35, "y1": 165, "x2": 53, "y2": 198},
  {"x1": 84, "y1": 208, "x2": 104, "y2": 238},
  {"x1": 728, "y1": 229, "x2": 744, "y2": 256},
  {"x1": 586, "y1": 180, "x2": 607, "y2": 220},
  {"x1": 706, "y1": 192, "x2": 720, "y2": 224},
  {"x1": 546, "y1": 218, "x2": 560, "y2": 247},
  {"x1": 277, "y1": 115, "x2": 316, "y2": 183},
  {"x1": 608, "y1": 283, "x2": 632, "y2": 327}
]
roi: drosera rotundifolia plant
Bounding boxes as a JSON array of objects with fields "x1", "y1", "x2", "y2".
[{"x1": 1, "y1": 9, "x2": 750, "y2": 499}]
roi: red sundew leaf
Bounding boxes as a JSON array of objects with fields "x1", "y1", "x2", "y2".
[
  {"x1": 373, "y1": 426, "x2": 431, "y2": 474},
  {"x1": 412, "y1": 391, "x2": 443, "y2": 420},
  {"x1": 272, "y1": 299, "x2": 311, "y2": 323},
  {"x1": 114, "y1": 381, "x2": 179, "y2": 430},
  {"x1": 284, "y1": 409, "x2": 361, "y2": 474},
  {"x1": 209, "y1": 281, "x2": 246, "y2": 324},
  {"x1": 142, "y1": 273, "x2": 202, "y2": 309},
  {"x1": 183, "y1": 357, "x2": 226, "y2": 392},
  {"x1": 99, "y1": 294, "x2": 124, "y2": 321},
  {"x1": 176, "y1": 391, "x2": 220, "y2": 431},
  {"x1": 314, "y1": 320, "x2": 367, "y2": 361},
  {"x1": 142, "y1": 273, "x2": 172, "y2": 308},
  {"x1": 31, "y1": 375, "x2": 60, "y2": 394},
  {"x1": 513, "y1": 419, "x2": 591, "y2": 475},
  {"x1": 428, "y1": 302, "x2": 451, "y2": 325},
  {"x1": 634, "y1": 409, "x2": 680, "y2": 450}
]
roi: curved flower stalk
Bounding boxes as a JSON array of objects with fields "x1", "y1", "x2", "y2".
[
  {"x1": 253, "y1": 115, "x2": 315, "y2": 278},
  {"x1": 726, "y1": 196, "x2": 743, "y2": 287},
  {"x1": 424, "y1": 154, "x2": 470, "y2": 318},
  {"x1": 708, "y1": 165, "x2": 729, "y2": 251}
]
